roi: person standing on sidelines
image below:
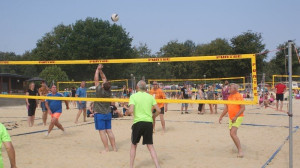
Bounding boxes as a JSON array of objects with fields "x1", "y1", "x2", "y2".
[
  {"x1": 219, "y1": 84, "x2": 245, "y2": 158},
  {"x1": 90, "y1": 64, "x2": 117, "y2": 153},
  {"x1": 180, "y1": 83, "x2": 189, "y2": 114},
  {"x1": 0, "y1": 123, "x2": 17, "y2": 168},
  {"x1": 71, "y1": 87, "x2": 77, "y2": 107},
  {"x1": 128, "y1": 80, "x2": 161, "y2": 168},
  {"x1": 74, "y1": 81, "x2": 87, "y2": 123},
  {"x1": 26, "y1": 82, "x2": 38, "y2": 127},
  {"x1": 207, "y1": 86, "x2": 215, "y2": 114},
  {"x1": 170, "y1": 84, "x2": 176, "y2": 99},
  {"x1": 39, "y1": 81, "x2": 49, "y2": 126},
  {"x1": 197, "y1": 84, "x2": 205, "y2": 114},
  {"x1": 45, "y1": 85, "x2": 69, "y2": 136},
  {"x1": 149, "y1": 81, "x2": 168, "y2": 133},
  {"x1": 275, "y1": 81, "x2": 286, "y2": 111},
  {"x1": 222, "y1": 80, "x2": 230, "y2": 101}
]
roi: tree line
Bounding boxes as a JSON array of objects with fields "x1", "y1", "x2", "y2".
[{"x1": 1, "y1": 17, "x2": 299, "y2": 86}]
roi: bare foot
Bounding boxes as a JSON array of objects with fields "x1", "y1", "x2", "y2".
[
  {"x1": 100, "y1": 149, "x2": 109, "y2": 154},
  {"x1": 113, "y1": 147, "x2": 118, "y2": 152},
  {"x1": 74, "y1": 121, "x2": 78, "y2": 124},
  {"x1": 237, "y1": 151, "x2": 244, "y2": 158}
]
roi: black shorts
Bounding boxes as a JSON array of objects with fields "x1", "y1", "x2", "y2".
[
  {"x1": 131, "y1": 122, "x2": 153, "y2": 145},
  {"x1": 276, "y1": 94, "x2": 284, "y2": 101},
  {"x1": 198, "y1": 104, "x2": 203, "y2": 111},
  {"x1": 152, "y1": 107, "x2": 164, "y2": 115},
  {"x1": 28, "y1": 104, "x2": 36, "y2": 116}
]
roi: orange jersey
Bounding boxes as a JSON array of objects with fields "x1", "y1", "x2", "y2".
[
  {"x1": 149, "y1": 88, "x2": 166, "y2": 108},
  {"x1": 227, "y1": 92, "x2": 244, "y2": 120}
]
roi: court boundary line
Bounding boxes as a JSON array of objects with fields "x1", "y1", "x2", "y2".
[
  {"x1": 261, "y1": 126, "x2": 299, "y2": 168},
  {"x1": 10, "y1": 118, "x2": 298, "y2": 137}
]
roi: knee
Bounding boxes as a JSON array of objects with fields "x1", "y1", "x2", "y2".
[
  {"x1": 51, "y1": 118, "x2": 57, "y2": 124},
  {"x1": 146, "y1": 144, "x2": 153, "y2": 150},
  {"x1": 105, "y1": 129, "x2": 112, "y2": 134},
  {"x1": 230, "y1": 130, "x2": 236, "y2": 137}
]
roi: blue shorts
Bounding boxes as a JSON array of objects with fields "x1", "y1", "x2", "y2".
[
  {"x1": 94, "y1": 113, "x2": 112, "y2": 130},
  {"x1": 41, "y1": 102, "x2": 47, "y2": 112},
  {"x1": 77, "y1": 102, "x2": 86, "y2": 110},
  {"x1": 181, "y1": 103, "x2": 188, "y2": 107}
]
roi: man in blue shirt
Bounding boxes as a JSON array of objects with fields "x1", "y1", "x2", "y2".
[
  {"x1": 45, "y1": 85, "x2": 69, "y2": 136},
  {"x1": 74, "y1": 81, "x2": 87, "y2": 124}
]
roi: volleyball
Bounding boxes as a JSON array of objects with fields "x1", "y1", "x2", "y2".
[{"x1": 111, "y1": 13, "x2": 119, "y2": 22}]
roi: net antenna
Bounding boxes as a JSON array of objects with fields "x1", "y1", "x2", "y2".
[{"x1": 293, "y1": 43, "x2": 300, "y2": 64}]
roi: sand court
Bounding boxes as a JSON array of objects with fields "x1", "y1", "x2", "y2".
[{"x1": 1, "y1": 101, "x2": 299, "y2": 168}]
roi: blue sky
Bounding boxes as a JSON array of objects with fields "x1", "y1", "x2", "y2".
[{"x1": 0, "y1": 0, "x2": 299, "y2": 60}]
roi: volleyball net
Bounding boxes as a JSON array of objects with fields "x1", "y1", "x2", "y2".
[
  {"x1": 272, "y1": 75, "x2": 300, "y2": 90},
  {"x1": 0, "y1": 54, "x2": 258, "y2": 104},
  {"x1": 147, "y1": 77, "x2": 245, "y2": 92},
  {"x1": 57, "y1": 79, "x2": 128, "y2": 97}
]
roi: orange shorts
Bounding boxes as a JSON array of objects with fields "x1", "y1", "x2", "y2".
[{"x1": 51, "y1": 113, "x2": 61, "y2": 119}]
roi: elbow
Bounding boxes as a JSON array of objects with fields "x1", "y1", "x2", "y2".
[{"x1": 5, "y1": 142, "x2": 14, "y2": 152}]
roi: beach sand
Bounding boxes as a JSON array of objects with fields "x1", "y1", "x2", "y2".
[{"x1": 1, "y1": 100, "x2": 299, "y2": 168}]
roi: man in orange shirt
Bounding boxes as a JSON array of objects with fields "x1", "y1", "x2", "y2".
[
  {"x1": 219, "y1": 83, "x2": 245, "y2": 158},
  {"x1": 149, "y1": 81, "x2": 168, "y2": 133}
]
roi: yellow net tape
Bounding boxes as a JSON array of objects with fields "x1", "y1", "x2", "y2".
[
  {"x1": 0, "y1": 54, "x2": 254, "y2": 65},
  {"x1": 148, "y1": 77, "x2": 246, "y2": 90},
  {"x1": 57, "y1": 79, "x2": 128, "y2": 92},
  {"x1": 0, "y1": 54, "x2": 258, "y2": 104},
  {"x1": 272, "y1": 75, "x2": 300, "y2": 90},
  {"x1": 0, "y1": 94, "x2": 254, "y2": 105}
]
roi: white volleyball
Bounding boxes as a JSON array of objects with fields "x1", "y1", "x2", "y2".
[{"x1": 111, "y1": 13, "x2": 119, "y2": 22}]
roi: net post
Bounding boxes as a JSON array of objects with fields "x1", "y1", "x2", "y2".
[
  {"x1": 288, "y1": 40, "x2": 293, "y2": 168},
  {"x1": 272, "y1": 75, "x2": 275, "y2": 89},
  {"x1": 251, "y1": 54, "x2": 258, "y2": 103}
]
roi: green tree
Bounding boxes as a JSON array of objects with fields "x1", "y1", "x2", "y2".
[
  {"x1": 195, "y1": 38, "x2": 233, "y2": 78},
  {"x1": 157, "y1": 40, "x2": 197, "y2": 79},
  {"x1": 32, "y1": 17, "x2": 135, "y2": 81},
  {"x1": 230, "y1": 31, "x2": 267, "y2": 79},
  {"x1": 39, "y1": 66, "x2": 69, "y2": 86},
  {"x1": 266, "y1": 42, "x2": 300, "y2": 81},
  {"x1": 0, "y1": 52, "x2": 22, "y2": 74}
]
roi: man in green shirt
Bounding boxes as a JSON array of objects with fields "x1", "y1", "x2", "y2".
[
  {"x1": 128, "y1": 80, "x2": 161, "y2": 168},
  {"x1": 0, "y1": 123, "x2": 17, "y2": 168}
]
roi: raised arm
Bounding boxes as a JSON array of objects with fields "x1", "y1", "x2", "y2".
[
  {"x1": 94, "y1": 64, "x2": 107, "y2": 87},
  {"x1": 94, "y1": 64, "x2": 101, "y2": 87},
  {"x1": 99, "y1": 67, "x2": 107, "y2": 86}
]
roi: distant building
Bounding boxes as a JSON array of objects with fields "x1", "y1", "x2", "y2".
[{"x1": 0, "y1": 73, "x2": 29, "y2": 94}]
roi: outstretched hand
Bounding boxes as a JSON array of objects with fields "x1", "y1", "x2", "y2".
[{"x1": 97, "y1": 64, "x2": 103, "y2": 71}]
